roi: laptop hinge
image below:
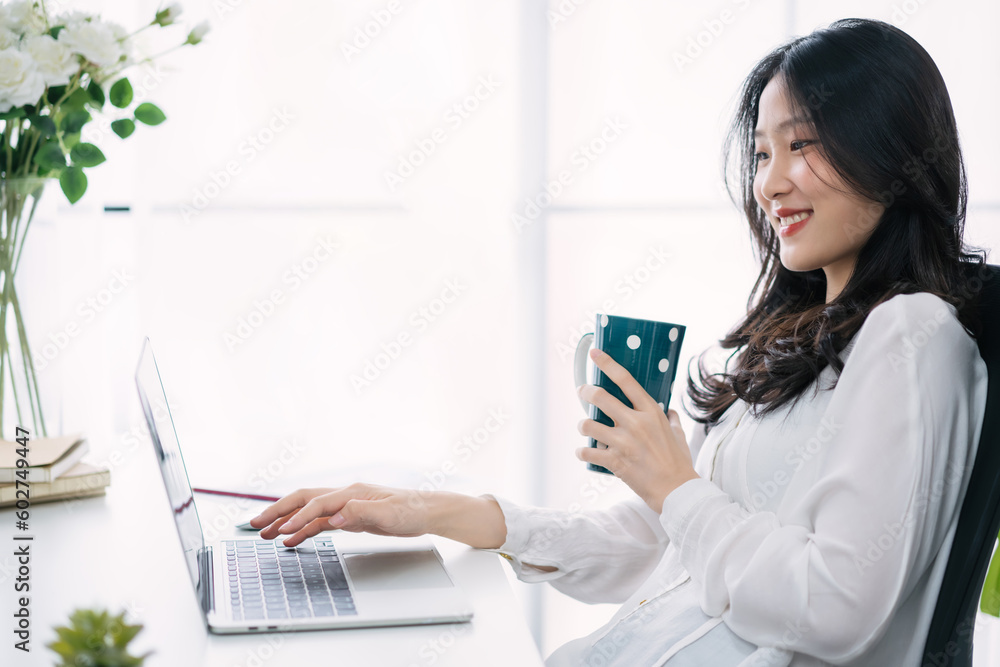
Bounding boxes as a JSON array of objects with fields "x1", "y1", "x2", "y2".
[{"x1": 198, "y1": 546, "x2": 215, "y2": 615}]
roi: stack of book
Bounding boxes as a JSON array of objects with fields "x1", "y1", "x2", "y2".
[{"x1": 0, "y1": 434, "x2": 110, "y2": 508}]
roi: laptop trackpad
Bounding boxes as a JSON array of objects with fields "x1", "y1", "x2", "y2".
[{"x1": 343, "y1": 550, "x2": 454, "y2": 592}]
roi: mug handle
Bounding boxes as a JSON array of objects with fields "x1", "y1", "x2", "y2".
[{"x1": 573, "y1": 332, "x2": 594, "y2": 412}]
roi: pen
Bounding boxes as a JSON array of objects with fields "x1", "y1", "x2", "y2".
[{"x1": 193, "y1": 487, "x2": 281, "y2": 502}]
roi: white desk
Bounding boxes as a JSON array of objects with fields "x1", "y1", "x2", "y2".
[{"x1": 0, "y1": 450, "x2": 543, "y2": 667}]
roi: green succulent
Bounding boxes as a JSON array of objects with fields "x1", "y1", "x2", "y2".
[{"x1": 46, "y1": 608, "x2": 151, "y2": 667}]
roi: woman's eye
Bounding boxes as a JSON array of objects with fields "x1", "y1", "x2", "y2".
[
  {"x1": 754, "y1": 151, "x2": 769, "y2": 162},
  {"x1": 790, "y1": 139, "x2": 815, "y2": 151}
]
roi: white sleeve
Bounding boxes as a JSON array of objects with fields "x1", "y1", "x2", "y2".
[
  {"x1": 478, "y1": 493, "x2": 668, "y2": 604},
  {"x1": 660, "y1": 293, "x2": 988, "y2": 663}
]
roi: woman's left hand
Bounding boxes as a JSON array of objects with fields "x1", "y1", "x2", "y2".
[{"x1": 577, "y1": 347, "x2": 700, "y2": 513}]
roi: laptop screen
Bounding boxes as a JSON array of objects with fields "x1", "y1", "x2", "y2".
[{"x1": 135, "y1": 338, "x2": 206, "y2": 596}]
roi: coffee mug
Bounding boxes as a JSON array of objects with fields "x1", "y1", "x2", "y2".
[{"x1": 574, "y1": 314, "x2": 686, "y2": 474}]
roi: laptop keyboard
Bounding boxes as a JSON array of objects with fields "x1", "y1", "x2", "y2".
[{"x1": 224, "y1": 538, "x2": 356, "y2": 621}]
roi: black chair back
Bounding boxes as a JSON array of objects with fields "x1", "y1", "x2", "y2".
[{"x1": 922, "y1": 263, "x2": 1000, "y2": 667}]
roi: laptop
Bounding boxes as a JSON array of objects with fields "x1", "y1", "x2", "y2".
[{"x1": 134, "y1": 337, "x2": 474, "y2": 633}]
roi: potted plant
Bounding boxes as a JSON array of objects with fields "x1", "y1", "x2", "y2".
[{"x1": 47, "y1": 608, "x2": 150, "y2": 666}]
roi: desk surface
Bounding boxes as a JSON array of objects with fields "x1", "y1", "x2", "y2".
[{"x1": 0, "y1": 450, "x2": 543, "y2": 667}]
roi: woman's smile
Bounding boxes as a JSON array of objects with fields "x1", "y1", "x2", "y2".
[{"x1": 772, "y1": 207, "x2": 813, "y2": 237}]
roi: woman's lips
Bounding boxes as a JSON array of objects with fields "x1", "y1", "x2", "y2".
[{"x1": 778, "y1": 211, "x2": 812, "y2": 237}]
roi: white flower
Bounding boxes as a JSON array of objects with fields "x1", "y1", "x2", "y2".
[
  {"x1": 0, "y1": 47, "x2": 45, "y2": 113},
  {"x1": 24, "y1": 34, "x2": 78, "y2": 87},
  {"x1": 186, "y1": 20, "x2": 210, "y2": 46},
  {"x1": 154, "y1": 3, "x2": 183, "y2": 27},
  {"x1": 0, "y1": 0, "x2": 46, "y2": 37},
  {"x1": 56, "y1": 10, "x2": 95, "y2": 29},
  {"x1": 57, "y1": 19, "x2": 123, "y2": 67},
  {"x1": 0, "y1": 28, "x2": 19, "y2": 50}
]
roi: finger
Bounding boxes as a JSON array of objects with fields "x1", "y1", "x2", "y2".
[
  {"x1": 279, "y1": 516, "x2": 335, "y2": 548},
  {"x1": 274, "y1": 483, "x2": 382, "y2": 534},
  {"x1": 590, "y1": 348, "x2": 658, "y2": 411},
  {"x1": 578, "y1": 384, "x2": 630, "y2": 424},
  {"x1": 250, "y1": 488, "x2": 323, "y2": 528},
  {"x1": 577, "y1": 418, "x2": 618, "y2": 448},
  {"x1": 575, "y1": 446, "x2": 615, "y2": 474},
  {"x1": 257, "y1": 509, "x2": 300, "y2": 540},
  {"x1": 277, "y1": 490, "x2": 351, "y2": 535}
]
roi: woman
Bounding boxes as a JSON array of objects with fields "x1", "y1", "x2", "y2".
[{"x1": 251, "y1": 18, "x2": 989, "y2": 666}]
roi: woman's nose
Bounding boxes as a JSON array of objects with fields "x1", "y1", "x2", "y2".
[{"x1": 758, "y1": 156, "x2": 792, "y2": 201}]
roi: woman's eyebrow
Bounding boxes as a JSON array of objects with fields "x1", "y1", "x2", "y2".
[{"x1": 753, "y1": 116, "x2": 811, "y2": 138}]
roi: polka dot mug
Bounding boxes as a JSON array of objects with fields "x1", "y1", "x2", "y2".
[{"x1": 574, "y1": 314, "x2": 686, "y2": 474}]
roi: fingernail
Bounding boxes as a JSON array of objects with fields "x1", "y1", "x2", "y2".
[
  {"x1": 329, "y1": 513, "x2": 345, "y2": 528},
  {"x1": 278, "y1": 523, "x2": 294, "y2": 533}
]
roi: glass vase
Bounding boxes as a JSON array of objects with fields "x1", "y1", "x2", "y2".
[{"x1": 0, "y1": 177, "x2": 48, "y2": 439}]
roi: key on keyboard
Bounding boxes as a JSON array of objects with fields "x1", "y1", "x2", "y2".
[{"x1": 224, "y1": 539, "x2": 356, "y2": 621}]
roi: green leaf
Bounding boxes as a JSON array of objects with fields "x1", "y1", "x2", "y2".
[
  {"x1": 34, "y1": 142, "x2": 66, "y2": 169},
  {"x1": 28, "y1": 114, "x2": 57, "y2": 137},
  {"x1": 48, "y1": 25, "x2": 65, "y2": 39},
  {"x1": 111, "y1": 118, "x2": 135, "y2": 139},
  {"x1": 71, "y1": 143, "x2": 106, "y2": 168},
  {"x1": 981, "y1": 540, "x2": 1000, "y2": 616},
  {"x1": 134, "y1": 102, "x2": 166, "y2": 126},
  {"x1": 111, "y1": 622, "x2": 142, "y2": 648},
  {"x1": 61, "y1": 109, "x2": 91, "y2": 134},
  {"x1": 46, "y1": 85, "x2": 66, "y2": 105},
  {"x1": 0, "y1": 108, "x2": 26, "y2": 120},
  {"x1": 86, "y1": 81, "x2": 105, "y2": 109},
  {"x1": 109, "y1": 78, "x2": 133, "y2": 108},
  {"x1": 60, "y1": 167, "x2": 88, "y2": 204},
  {"x1": 63, "y1": 87, "x2": 91, "y2": 111}
]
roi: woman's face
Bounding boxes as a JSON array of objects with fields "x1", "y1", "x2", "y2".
[{"x1": 752, "y1": 76, "x2": 884, "y2": 301}]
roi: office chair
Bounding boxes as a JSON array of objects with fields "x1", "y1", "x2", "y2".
[{"x1": 922, "y1": 262, "x2": 1000, "y2": 667}]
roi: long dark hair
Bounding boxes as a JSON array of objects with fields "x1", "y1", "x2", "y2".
[{"x1": 687, "y1": 18, "x2": 986, "y2": 428}]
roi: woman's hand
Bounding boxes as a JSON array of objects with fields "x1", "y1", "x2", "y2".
[
  {"x1": 577, "y1": 347, "x2": 699, "y2": 513},
  {"x1": 249, "y1": 483, "x2": 507, "y2": 550},
  {"x1": 249, "y1": 483, "x2": 437, "y2": 547}
]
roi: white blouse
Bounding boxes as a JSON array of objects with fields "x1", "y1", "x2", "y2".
[{"x1": 483, "y1": 293, "x2": 988, "y2": 666}]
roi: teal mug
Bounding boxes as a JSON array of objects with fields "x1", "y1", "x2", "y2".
[{"x1": 574, "y1": 314, "x2": 686, "y2": 474}]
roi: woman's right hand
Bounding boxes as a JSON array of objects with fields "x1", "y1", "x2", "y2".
[
  {"x1": 248, "y1": 482, "x2": 507, "y2": 550},
  {"x1": 249, "y1": 483, "x2": 438, "y2": 547}
]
